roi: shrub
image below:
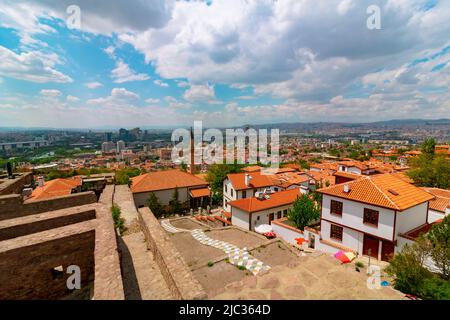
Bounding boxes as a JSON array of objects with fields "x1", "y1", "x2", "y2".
[
  {"x1": 111, "y1": 205, "x2": 125, "y2": 234},
  {"x1": 207, "y1": 261, "x2": 214, "y2": 267},
  {"x1": 355, "y1": 261, "x2": 364, "y2": 268}
]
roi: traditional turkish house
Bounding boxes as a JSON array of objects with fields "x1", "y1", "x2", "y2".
[
  {"x1": 316, "y1": 174, "x2": 435, "y2": 262},
  {"x1": 131, "y1": 169, "x2": 210, "y2": 209},
  {"x1": 421, "y1": 187, "x2": 450, "y2": 223},
  {"x1": 228, "y1": 188, "x2": 305, "y2": 231}
]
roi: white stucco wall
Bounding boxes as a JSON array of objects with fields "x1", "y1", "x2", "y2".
[
  {"x1": 395, "y1": 202, "x2": 428, "y2": 236},
  {"x1": 133, "y1": 187, "x2": 190, "y2": 207},
  {"x1": 322, "y1": 195, "x2": 395, "y2": 241},
  {"x1": 231, "y1": 205, "x2": 290, "y2": 231},
  {"x1": 272, "y1": 222, "x2": 303, "y2": 245},
  {"x1": 320, "y1": 219, "x2": 364, "y2": 254},
  {"x1": 427, "y1": 209, "x2": 445, "y2": 224}
]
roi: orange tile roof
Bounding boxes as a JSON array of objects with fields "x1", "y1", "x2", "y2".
[
  {"x1": 189, "y1": 187, "x2": 211, "y2": 198},
  {"x1": 242, "y1": 166, "x2": 263, "y2": 172},
  {"x1": 307, "y1": 170, "x2": 336, "y2": 186},
  {"x1": 333, "y1": 171, "x2": 362, "y2": 180},
  {"x1": 227, "y1": 171, "x2": 274, "y2": 190},
  {"x1": 421, "y1": 188, "x2": 450, "y2": 213},
  {"x1": 131, "y1": 169, "x2": 208, "y2": 193},
  {"x1": 389, "y1": 172, "x2": 414, "y2": 184},
  {"x1": 30, "y1": 177, "x2": 82, "y2": 201},
  {"x1": 229, "y1": 188, "x2": 300, "y2": 213},
  {"x1": 317, "y1": 174, "x2": 435, "y2": 211}
]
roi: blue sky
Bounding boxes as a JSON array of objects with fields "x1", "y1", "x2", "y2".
[{"x1": 0, "y1": 0, "x2": 449, "y2": 128}]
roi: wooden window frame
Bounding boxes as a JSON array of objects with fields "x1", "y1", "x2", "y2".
[
  {"x1": 330, "y1": 224, "x2": 343, "y2": 241},
  {"x1": 330, "y1": 200, "x2": 343, "y2": 216},
  {"x1": 242, "y1": 190, "x2": 247, "y2": 199},
  {"x1": 363, "y1": 208, "x2": 379, "y2": 227}
]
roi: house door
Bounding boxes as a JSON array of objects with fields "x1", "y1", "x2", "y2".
[
  {"x1": 269, "y1": 213, "x2": 274, "y2": 224},
  {"x1": 363, "y1": 234, "x2": 379, "y2": 259},
  {"x1": 381, "y1": 241, "x2": 395, "y2": 262}
]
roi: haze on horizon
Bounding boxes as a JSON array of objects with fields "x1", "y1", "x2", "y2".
[{"x1": 0, "y1": 0, "x2": 449, "y2": 129}]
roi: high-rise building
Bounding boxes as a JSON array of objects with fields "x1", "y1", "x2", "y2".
[
  {"x1": 104, "y1": 132, "x2": 113, "y2": 142},
  {"x1": 101, "y1": 141, "x2": 115, "y2": 153},
  {"x1": 117, "y1": 140, "x2": 125, "y2": 153}
]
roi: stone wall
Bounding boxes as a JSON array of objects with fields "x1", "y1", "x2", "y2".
[
  {"x1": 138, "y1": 207, "x2": 207, "y2": 300},
  {"x1": 0, "y1": 172, "x2": 33, "y2": 195},
  {"x1": 92, "y1": 185, "x2": 125, "y2": 300},
  {"x1": 0, "y1": 191, "x2": 97, "y2": 221},
  {"x1": 0, "y1": 222, "x2": 96, "y2": 300},
  {"x1": 0, "y1": 206, "x2": 96, "y2": 241}
]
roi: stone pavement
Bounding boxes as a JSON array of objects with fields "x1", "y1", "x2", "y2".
[
  {"x1": 161, "y1": 219, "x2": 271, "y2": 276},
  {"x1": 212, "y1": 253, "x2": 404, "y2": 300},
  {"x1": 113, "y1": 185, "x2": 140, "y2": 233},
  {"x1": 119, "y1": 232, "x2": 173, "y2": 300}
]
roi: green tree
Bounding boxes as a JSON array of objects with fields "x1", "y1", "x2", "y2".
[
  {"x1": 206, "y1": 163, "x2": 243, "y2": 205},
  {"x1": 115, "y1": 167, "x2": 141, "y2": 185},
  {"x1": 180, "y1": 161, "x2": 188, "y2": 172},
  {"x1": 407, "y1": 155, "x2": 450, "y2": 189},
  {"x1": 146, "y1": 192, "x2": 164, "y2": 218},
  {"x1": 169, "y1": 187, "x2": 183, "y2": 215},
  {"x1": 427, "y1": 215, "x2": 450, "y2": 280},
  {"x1": 287, "y1": 194, "x2": 320, "y2": 230},
  {"x1": 421, "y1": 138, "x2": 436, "y2": 158}
]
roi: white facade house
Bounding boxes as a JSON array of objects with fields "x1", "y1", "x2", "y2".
[
  {"x1": 421, "y1": 188, "x2": 450, "y2": 223},
  {"x1": 316, "y1": 174, "x2": 434, "y2": 261},
  {"x1": 223, "y1": 168, "x2": 311, "y2": 212},
  {"x1": 229, "y1": 188, "x2": 301, "y2": 231}
]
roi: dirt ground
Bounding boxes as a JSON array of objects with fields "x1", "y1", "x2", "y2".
[
  {"x1": 250, "y1": 241, "x2": 300, "y2": 267},
  {"x1": 170, "y1": 218, "x2": 208, "y2": 230},
  {"x1": 193, "y1": 260, "x2": 253, "y2": 297},
  {"x1": 211, "y1": 252, "x2": 404, "y2": 300},
  {"x1": 168, "y1": 232, "x2": 225, "y2": 268},
  {"x1": 206, "y1": 229, "x2": 266, "y2": 249}
]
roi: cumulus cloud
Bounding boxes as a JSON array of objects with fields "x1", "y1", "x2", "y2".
[
  {"x1": 183, "y1": 84, "x2": 219, "y2": 103},
  {"x1": 111, "y1": 59, "x2": 150, "y2": 83},
  {"x1": 67, "y1": 95, "x2": 80, "y2": 102},
  {"x1": 88, "y1": 88, "x2": 140, "y2": 107},
  {"x1": 154, "y1": 79, "x2": 169, "y2": 87},
  {"x1": 145, "y1": 98, "x2": 160, "y2": 104},
  {"x1": 84, "y1": 81, "x2": 103, "y2": 89},
  {"x1": 40, "y1": 89, "x2": 62, "y2": 97},
  {"x1": 0, "y1": 46, "x2": 72, "y2": 83}
]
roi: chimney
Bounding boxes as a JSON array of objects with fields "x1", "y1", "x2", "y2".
[
  {"x1": 189, "y1": 127, "x2": 195, "y2": 174},
  {"x1": 38, "y1": 176, "x2": 44, "y2": 188},
  {"x1": 343, "y1": 184, "x2": 350, "y2": 193},
  {"x1": 245, "y1": 174, "x2": 252, "y2": 187}
]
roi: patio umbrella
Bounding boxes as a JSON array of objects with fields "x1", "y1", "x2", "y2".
[
  {"x1": 334, "y1": 250, "x2": 356, "y2": 264},
  {"x1": 255, "y1": 224, "x2": 273, "y2": 234},
  {"x1": 263, "y1": 232, "x2": 276, "y2": 238},
  {"x1": 294, "y1": 238, "x2": 309, "y2": 245}
]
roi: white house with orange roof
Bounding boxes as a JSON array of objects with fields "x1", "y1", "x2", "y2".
[
  {"x1": 29, "y1": 176, "x2": 82, "y2": 201},
  {"x1": 316, "y1": 174, "x2": 435, "y2": 261},
  {"x1": 228, "y1": 188, "x2": 302, "y2": 231},
  {"x1": 131, "y1": 169, "x2": 210, "y2": 208},
  {"x1": 421, "y1": 188, "x2": 450, "y2": 223},
  {"x1": 223, "y1": 168, "x2": 311, "y2": 212}
]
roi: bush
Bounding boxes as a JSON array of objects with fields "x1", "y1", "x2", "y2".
[
  {"x1": 355, "y1": 261, "x2": 364, "y2": 268},
  {"x1": 111, "y1": 205, "x2": 125, "y2": 234},
  {"x1": 207, "y1": 261, "x2": 214, "y2": 267},
  {"x1": 418, "y1": 277, "x2": 450, "y2": 300}
]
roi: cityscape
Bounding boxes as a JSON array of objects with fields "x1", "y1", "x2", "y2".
[{"x1": 0, "y1": 0, "x2": 449, "y2": 309}]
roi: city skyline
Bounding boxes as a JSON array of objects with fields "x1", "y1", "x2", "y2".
[{"x1": 0, "y1": 0, "x2": 449, "y2": 128}]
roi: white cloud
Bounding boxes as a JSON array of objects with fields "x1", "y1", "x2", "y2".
[
  {"x1": 67, "y1": 95, "x2": 80, "y2": 102},
  {"x1": 153, "y1": 79, "x2": 169, "y2": 87},
  {"x1": 40, "y1": 89, "x2": 62, "y2": 97},
  {"x1": 111, "y1": 59, "x2": 150, "y2": 83},
  {"x1": 84, "y1": 81, "x2": 103, "y2": 89},
  {"x1": 88, "y1": 88, "x2": 139, "y2": 107},
  {"x1": 0, "y1": 45, "x2": 72, "y2": 83},
  {"x1": 145, "y1": 98, "x2": 160, "y2": 104},
  {"x1": 104, "y1": 46, "x2": 116, "y2": 58},
  {"x1": 183, "y1": 84, "x2": 218, "y2": 103},
  {"x1": 337, "y1": 0, "x2": 355, "y2": 15}
]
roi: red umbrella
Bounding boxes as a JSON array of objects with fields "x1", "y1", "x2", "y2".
[{"x1": 263, "y1": 232, "x2": 276, "y2": 238}]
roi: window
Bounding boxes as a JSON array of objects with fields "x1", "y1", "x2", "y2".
[
  {"x1": 277, "y1": 211, "x2": 282, "y2": 219},
  {"x1": 330, "y1": 200, "x2": 343, "y2": 216},
  {"x1": 231, "y1": 189, "x2": 234, "y2": 197},
  {"x1": 283, "y1": 209, "x2": 288, "y2": 217},
  {"x1": 363, "y1": 208, "x2": 379, "y2": 227},
  {"x1": 225, "y1": 185, "x2": 227, "y2": 193},
  {"x1": 242, "y1": 190, "x2": 247, "y2": 199},
  {"x1": 330, "y1": 224, "x2": 343, "y2": 241}
]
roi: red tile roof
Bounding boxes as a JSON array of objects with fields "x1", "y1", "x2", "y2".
[
  {"x1": 317, "y1": 174, "x2": 435, "y2": 211},
  {"x1": 131, "y1": 169, "x2": 208, "y2": 193},
  {"x1": 421, "y1": 188, "x2": 450, "y2": 213},
  {"x1": 229, "y1": 188, "x2": 300, "y2": 213},
  {"x1": 189, "y1": 187, "x2": 211, "y2": 198},
  {"x1": 30, "y1": 177, "x2": 82, "y2": 201}
]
